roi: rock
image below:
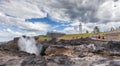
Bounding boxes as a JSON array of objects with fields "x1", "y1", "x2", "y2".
[
  {"x1": 106, "y1": 41, "x2": 120, "y2": 54},
  {"x1": 45, "y1": 46, "x2": 74, "y2": 56},
  {"x1": 1, "y1": 35, "x2": 120, "y2": 66},
  {"x1": 46, "y1": 54, "x2": 74, "y2": 66},
  {"x1": 0, "y1": 42, "x2": 18, "y2": 52},
  {"x1": 87, "y1": 43, "x2": 104, "y2": 53},
  {"x1": 40, "y1": 44, "x2": 49, "y2": 56},
  {"x1": 0, "y1": 64, "x2": 6, "y2": 66},
  {"x1": 109, "y1": 60, "x2": 120, "y2": 66},
  {"x1": 5, "y1": 59, "x2": 22, "y2": 66},
  {"x1": 65, "y1": 43, "x2": 103, "y2": 53},
  {"x1": 21, "y1": 56, "x2": 46, "y2": 66},
  {"x1": 48, "y1": 38, "x2": 57, "y2": 44},
  {"x1": 78, "y1": 53, "x2": 86, "y2": 58},
  {"x1": 90, "y1": 58, "x2": 120, "y2": 66}
]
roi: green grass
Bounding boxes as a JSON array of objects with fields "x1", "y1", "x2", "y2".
[
  {"x1": 37, "y1": 32, "x2": 108, "y2": 41},
  {"x1": 38, "y1": 35, "x2": 51, "y2": 41},
  {"x1": 58, "y1": 32, "x2": 107, "y2": 40},
  {"x1": 58, "y1": 33, "x2": 91, "y2": 40},
  {"x1": 98, "y1": 32, "x2": 107, "y2": 35}
]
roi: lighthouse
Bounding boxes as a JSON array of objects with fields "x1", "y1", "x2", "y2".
[{"x1": 79, "y1": 22, "x2": 82, "y2": 33}]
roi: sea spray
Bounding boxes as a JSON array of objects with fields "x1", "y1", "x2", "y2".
[{"x1": 18, "y1": 36, "x2": 41, "y2": 55}]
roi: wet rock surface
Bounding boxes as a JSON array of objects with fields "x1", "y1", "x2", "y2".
[{"x1": 0, "y1": 37, "x2": 120, "y2": 66}]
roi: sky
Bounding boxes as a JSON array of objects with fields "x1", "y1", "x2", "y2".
[{"x1": 0, "y1": 0, "x2": 120, "y2": 42}]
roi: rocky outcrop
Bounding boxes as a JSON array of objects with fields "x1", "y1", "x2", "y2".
[
  {"x1": 21, "y1": 56, "x2": 46, "y2": 66},
  {"x1": 0, "y1": 51, "x2": 46, "y2": 66},
  {"x1": 45, "y1": 46, "x2": 74, "y2": 56},
  {"x1": 0, "y1": 36, "x2": 120, "y2": 66},
  {"x1": 46, "y1": 54, "x2": 74, "y2": 66},
  {"x1": 106, "y1": 41, "x2": 120, "y2": 54}
]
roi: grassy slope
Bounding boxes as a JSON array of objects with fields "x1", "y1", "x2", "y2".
[
  {"x1": 58, "y1": 33, "x2": 91, "y2": 40},
  {"x1": 58, "y1": 32, "x2": 107, "y2": 40},
  {"x1": 37, "y1": 32, "x2": 107, "y2": 41},
  {"x1": 38, "y1": 35, "x2": 51, "y2": 41}
]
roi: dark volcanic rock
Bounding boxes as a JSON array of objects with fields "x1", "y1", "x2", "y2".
[
  {"x1": 41, "y1": 37, "x2": 95, "y2": 45},
  {"x1": 1, "y1": 36, "x2": 120, "y2": 66},
  {"x1": 46, "y1": 54, "x2": 74, "y2": 66},
  {"x1": 45, "y1": 46, "x2": 74, "y2": 56},
  {"x1": 21, "y1": 56, "x2": 46, "y2": 66},
  {"x1": 36, "y1": 42, "x2": 49, "y2": 56},
  {"x1": 0, "y1": 42, "x2": 18, "y2": 52},
  {"x1": 106, "y1": 41, "x2": 120, "y2": 54},
  {"x1": 78, "y1": 53, "x2": 86, "y2": 58}
]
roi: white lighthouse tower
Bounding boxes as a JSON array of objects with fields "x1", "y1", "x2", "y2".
[{"x1": 79, "y1": 22, "x2": 82, "y2": 33}]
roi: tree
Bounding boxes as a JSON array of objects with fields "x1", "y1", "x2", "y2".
[
  {"x1": 86, "y1": 30, "x2": 89, "y2": 33},
  {"x1": 93, "y1": 26, "x2": 100, "y2": 34}
]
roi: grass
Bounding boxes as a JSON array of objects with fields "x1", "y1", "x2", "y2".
[
  {"x1": 38, "y1": 35, "x2": 51, "y2": 41},
  {"x1": 97, "y1": 32, "x2": 107, "y2": 36},
  {"x1": 58, "y1": 32, "x2": 108, "y2": 40},
  {"x1": 58, "y1": 33, "x2": 92, "y2": 40},
  {"x1": 37, "y1": 32, "x2": 108, "y2": 41}
]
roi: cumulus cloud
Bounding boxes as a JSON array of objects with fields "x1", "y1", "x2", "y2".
[
  {"x1": 33, "y1": 0, "x2": 103, "y2": 22},
  {"x1": 0, "y1": 29, "x2": 21, "y2": 42},
  {"x1": 43, "y1": 0, "x2": 120, "y2": 23},
  {"x1": 96, "y1": 0, "x2": 120, "y2": 21},
  {"x1": 1, "y1": 0, "x2": 120, "y2": 23},
  {"x1": 0, "y1": 12, "x2": 50, "y2": 32},
  {"x1": 0, "y1": 0, "x2": 50, "y2": 41},
  {"x1": 0, "y1": 0, "x2": 46, "y2": 19},
  {"x1": 0, "y1": 28, "x2": 40, "y2": 42}
]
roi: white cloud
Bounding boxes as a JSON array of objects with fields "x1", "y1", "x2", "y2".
[
  {"x1": 0, "y1": 0, "x2": 120, "y2": 23},
  {"x1": 62, "y1": 22, "x2": 120, "y2": 34},
  {"x1": 0, "y1": 12, "x2": 50, "y2": 32},
  {"x1": 0, "y1": 0, "x2": 46, "y2": 19},
  {"x1": 0, "y1": 11, "x2": 50, "y2": 42},
  {"x1": 5, "y1": 28, "x2": 22, "y2": 36},
  {"x1": 0, "y1": 28, "x2": 40, "y2": 42},
  {"x1": 63, "y1": 27, "x2": 77, "y2": 34},
  {"x1": 0, "y1": 29, "x2": 21, "y2": 42},
  {"x1": 96, "y1": 0, "x2": 120, "y2": 21},
  {"x1": 34, "y1": 0, "x2": 104, "y2": 22}
]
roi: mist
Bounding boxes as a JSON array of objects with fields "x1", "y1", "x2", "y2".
[{"x1": 18, "y1": 36, "x2": 41, "y2": 56}]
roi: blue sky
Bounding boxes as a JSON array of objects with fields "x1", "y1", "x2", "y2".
[
  {"x1": 0, "y1": 0, "x2": 120, "y2": 42},
  {"x1": 25, "y1": 14, "x2": 68, "y2": 32}
]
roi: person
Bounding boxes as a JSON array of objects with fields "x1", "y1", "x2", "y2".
[
  {"x1": 102, "y1": 36, "x2": 105, "y2": 39},
  {"x1": 98, "y1": 35, "x2": 101, "y2": 39}
]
